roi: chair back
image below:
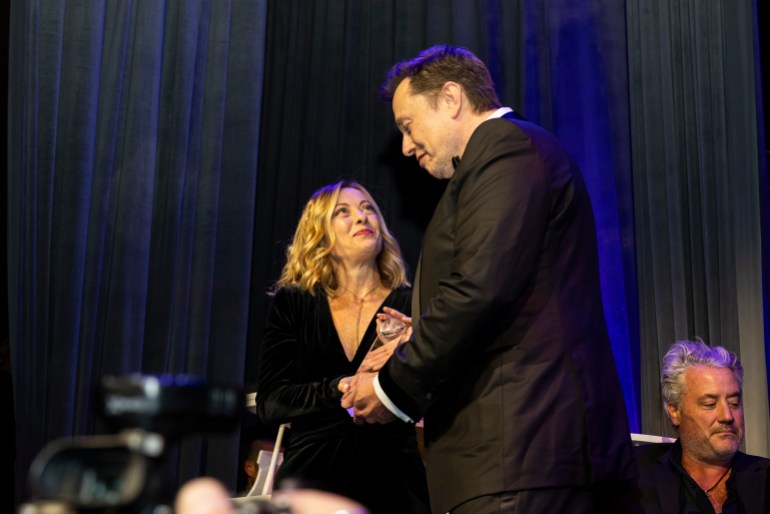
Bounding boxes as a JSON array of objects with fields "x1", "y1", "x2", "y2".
[
  {"x1": 630, "y1": 432, "x2": 676, "y2": 445},
  {"x1": 245, "y1": 423, "x2": 287, "y2": 496},
  {"x1": 247, "y1": 449, "x2": 284, "y2": 496}
]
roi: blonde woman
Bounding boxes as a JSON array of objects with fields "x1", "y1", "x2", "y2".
[{"x1": 255, "y1": 180, "x2": 429, "y2": 514}]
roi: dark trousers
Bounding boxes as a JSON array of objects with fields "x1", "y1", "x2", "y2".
[{"x1": 449, "y1": 481, "x2": 643, "y2": 514}]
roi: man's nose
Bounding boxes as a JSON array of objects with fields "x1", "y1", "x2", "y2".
[
  {"x1": 716, "y1": 400, "x2": 735, "y2": 422},
  {"x1": 402, "y1": 134, "x2": 416, "y2": 156}
]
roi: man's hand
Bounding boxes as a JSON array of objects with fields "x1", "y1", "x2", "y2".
[
  {"x1": 175, "y1": 477, "x2": 367, "y2": 514},
  {"x1": 349, "y1": 372, "x2": 397, "y2": 425},
  {"x1": 380, "y1": 307, "x2": 413, "y2": 341},
  {"x1": 175, "y1": 478, "x2": 235, "y2": 514},
  {"x1": 381, "y1": 306, "x2": 412, "y2": 327}
]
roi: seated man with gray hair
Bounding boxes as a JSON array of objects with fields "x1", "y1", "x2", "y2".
[{"x1": 635, "y1": 339, "x2": 770, "y2": 514}]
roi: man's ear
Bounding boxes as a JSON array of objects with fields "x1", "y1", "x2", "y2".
[
  {"x1": 439, "y1": 81, "x2": 463, "y2": 117},
  {"x1": 244, "y1": 459, "x2": 257, "y2": 478},
  {"x1": 666, "y1": 403, "x2": 681, "y2": 428}
]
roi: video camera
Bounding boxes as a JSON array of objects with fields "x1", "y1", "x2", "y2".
[{"x1": 20, "y1": 374, "x2": 242, "y2": 514}]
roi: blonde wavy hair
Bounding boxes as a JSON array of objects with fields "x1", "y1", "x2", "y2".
[{"x1": 274, "y1": 180, "x2": 410, "y2": 296}]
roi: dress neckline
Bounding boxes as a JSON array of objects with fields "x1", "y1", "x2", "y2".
[{"x1": 325, "y1": 288, "x2": 396, "y2": 364}]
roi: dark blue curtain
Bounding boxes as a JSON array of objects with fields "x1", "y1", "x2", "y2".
[
  {"x1": 626, "y1": 0, "x2": 770, "y2": 454},
  {"x1": 8, "y1": 0, "x2": 268, "y2": 505},
  {"x1": 519, "y1": 1, "x2": 640, "y2": 432}
]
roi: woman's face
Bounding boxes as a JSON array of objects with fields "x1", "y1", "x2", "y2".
[{"x1": 330, "y1": 187, "x2": 382, "y2": 264}]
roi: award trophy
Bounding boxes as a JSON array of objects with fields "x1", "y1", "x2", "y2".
[
  {"x1": 369, "y1": 316, "x2": 408, "y2": 352},
  {"x1": 344, "y1": 317, "x2": 408, "y2": 418}
]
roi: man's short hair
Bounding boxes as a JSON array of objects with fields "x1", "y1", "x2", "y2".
[
  {"x1": 661, "y1": 339, "x2": 743, "y2": 410},
  {"x1": 380, "y1": 44, "x2": 502, "y2": 113}
]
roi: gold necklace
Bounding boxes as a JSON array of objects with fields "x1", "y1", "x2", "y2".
[{"x1": 339, "y1": 283, "x2": 380, "y2": 343}]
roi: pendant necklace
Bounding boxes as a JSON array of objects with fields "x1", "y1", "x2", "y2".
[
  {"x1": 340, "y1": 283, "x2": 380, "y2": 343},
  {"x1": 704, "y1": 465, "x2": 732, "y2": 495}
]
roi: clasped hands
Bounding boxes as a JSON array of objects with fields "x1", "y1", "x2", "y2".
[{"x1": 338, "y1": 307, "x2": 411, "y2": 424}]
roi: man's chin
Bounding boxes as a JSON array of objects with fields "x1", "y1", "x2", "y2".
[
  {"x1": 426, "y1": 164, "x2": 454, "y2": 180},
  {"x1": 710, "y1": 438, "x2": 740, "y2": 458}
]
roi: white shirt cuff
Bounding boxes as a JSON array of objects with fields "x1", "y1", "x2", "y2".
[{"x1": 373, "y1": 374, "x2": 414, "y2": 423}]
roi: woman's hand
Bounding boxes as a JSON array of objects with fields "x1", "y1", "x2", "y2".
[
  {"x1": 357, "y1": 307, "x2": 413, "y2": 372},
  {"x1": 357, "y1": 340, "x2": 399, "y2": 373},
  {"x1": 337, "y1": 375, "x2": 353, "y2": 394}
]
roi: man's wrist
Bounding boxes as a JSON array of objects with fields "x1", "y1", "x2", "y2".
[
  {"x1": 377, "y1": 362, "x2": 423, "y2": 420},
  {"x1": 373, "y1": 374, "x2": 413, "y2": 423}
]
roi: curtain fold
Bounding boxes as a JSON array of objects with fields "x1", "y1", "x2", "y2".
[
  {"x1": 9, "y1": 0, "x2": 268, "y2": 504},
  {"x1": 9, "y1": 0, "x2": 769, "y2": 508},
  {"x1": 627, "y1": 0, "x2": 770, "y2": 456},
  {"x1": 520, "y1": 0, "x2": 641, "y2": 432}
]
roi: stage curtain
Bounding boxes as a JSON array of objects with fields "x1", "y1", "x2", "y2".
[
  {"x1": 9, "y1": 2, "x2": 769, "y2": 509},
  {"x1": 247, "y1": 0, "x2": 641, "y2": 433},
  {"x1": 627, "y1": 0, "x2": 770, "y2": 456},
  {"x1": 8, "y1": 0, "x2": 268, "y2": 504}
]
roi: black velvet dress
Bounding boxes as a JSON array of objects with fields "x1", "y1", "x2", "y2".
[{"x1": 254, "y1": 286, "x2": 430, "y2": 514}]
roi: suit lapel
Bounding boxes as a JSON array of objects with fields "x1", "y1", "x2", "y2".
[{"x1": 412, "y1": 254, "x2": 422, "y2": 326}]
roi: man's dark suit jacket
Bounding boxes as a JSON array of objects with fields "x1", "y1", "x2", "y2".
[
  {"x1": 378, "y1": 114, "x2": 637, "y2": 513},
  {"x1": 634, "y1": 442, "x2": 770, "y2": 514}
]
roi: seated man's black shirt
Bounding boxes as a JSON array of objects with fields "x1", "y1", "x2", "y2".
[{"x1": 668, "y1": 442, "x2": 738, "y2": 514}]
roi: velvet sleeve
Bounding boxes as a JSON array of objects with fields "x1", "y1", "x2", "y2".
[{"x1": 254, "y1": 288, "x2": 344, "y2": 425}]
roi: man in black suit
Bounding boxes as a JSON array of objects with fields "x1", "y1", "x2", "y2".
[
  {"x1": 342, "y1": 45, "x2": 637, "y2": 513},
  {"x1": 635, "y1": 340, "x2": 770, "y2": 514}
]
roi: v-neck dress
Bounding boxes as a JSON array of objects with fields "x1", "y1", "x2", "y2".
[{"x1": 254, "y1": 286, "x2": 430, "y2": 514}]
